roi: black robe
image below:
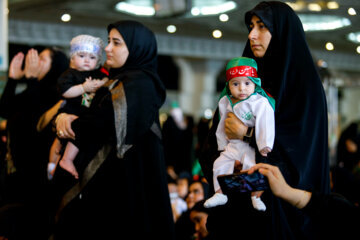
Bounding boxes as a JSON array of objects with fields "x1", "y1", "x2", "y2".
[
  {"x1": 52, "y1": 21, "x2": 175, "y2": 240},
  {"x1": 200, "y1": 2, "x2": 330, "y2": 239},
  {"x1": 0, "y1": 48, "x2": 68, "y2": 239},
  {"x1": 162, "y1": 114, "x2": 194, "y2": 175},
  {"x1": 0, "y1": 48, "x2": 68, "y2": 204}
]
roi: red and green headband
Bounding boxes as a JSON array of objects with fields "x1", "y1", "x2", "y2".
[{"x1": 226, "y1": 57, "x2": 259, "y2": 83}]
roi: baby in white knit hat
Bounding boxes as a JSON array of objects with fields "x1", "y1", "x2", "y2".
[{"x1": 48, "y1": 34, "x2": 108, "y2": 179}]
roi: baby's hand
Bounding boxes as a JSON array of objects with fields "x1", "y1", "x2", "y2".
[
  {"x1": 83, "y1": 77, "x2": 108, "y2": 93},
  {"x1": 83, "y1": 77, "x2": 99, "y2": 93},
  {"x1": 259, "y1": 147, "x2": 272, "y2": 157}
]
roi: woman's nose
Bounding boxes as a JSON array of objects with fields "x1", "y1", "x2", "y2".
[
  {"x1": 249, "y1": 28, "x2": 257, "y2": 40},
  {"x1": 105, "y1": 44, "x2": 111, "y2": 52}
]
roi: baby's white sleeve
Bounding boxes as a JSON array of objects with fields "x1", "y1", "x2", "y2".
[
  {"x1": 215, "y1": 97, "x2": 229, "y2": 150},
  {"x1": 254, "y1": 98, "x2": 275, "y2": 151}
]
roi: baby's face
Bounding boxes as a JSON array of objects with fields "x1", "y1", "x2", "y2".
[
  {"x1": 70, "y1": 52, "x2": 98, "y2": 71},
  {"x1": 228, "y1": 77, "x2": 255, "y2": 101}
]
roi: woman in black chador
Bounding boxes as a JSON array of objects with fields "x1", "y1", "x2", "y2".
[
  {"x1": 200, "y1": 1, "x2": 330, "y2": 239},
  {"x1": 52, "y1": 21, "x2": 175, "y2": 240}
]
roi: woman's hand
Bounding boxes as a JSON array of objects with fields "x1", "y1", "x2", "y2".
[
  {"x1": 56, "y1": 113, "x2": 78, "y2": 140},
  {"x1": 8, "y1": 52, "x2": 25, "y2": 80},
  {"x1": 24, "y1": 48, "x2": 42, "y2": 79},
  {"x1": 245, "y1": 163, "x2": 312, "y2": 209},
  {"x1": 224, "y1": 112, "x2": 247, "y2": 140}
]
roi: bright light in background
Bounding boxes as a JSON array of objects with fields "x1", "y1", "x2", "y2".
[
  {"x1": 191, "y1": 7, "x2": 201, "y2": 16},
  {"x1": 212, "y1": 30, "x2": 222, "y2": 38},
  {"x1": 204, "y1": 109, "x2": 213, "y2": 119},
  {"x1": 347, "y1": 32, "x2": 360, "y2": 43},
  {"x1": 115, "y1": 2, "x2": 155, "y2": 16},
  {"x1": 325, "y1": 42, "x2": 334, "y2": 51},
  {"x1": 167, "y1": 25, "x2": 176, "y2": 33},
  {"x1": 308, "y1": 3, "x2": 321, "y2": 11},
  {"x1": 115, "y1": 0, "x2": 236, "y2": 17},
  {"x1": 357, "y1": 46, "x2": 360, "y2": 54},
  {"x1": 348, "y1": 8, "x2": 357, "y2": 16},
  {"x1": 61, "y1": 13, "x2": 71, "y2": 22},
  {"x1": 219, "y1": 13, "x2": 229, "y2": 22},
  {"x1": 195, "y1": 1, "x2": 236, "y2": 15},
  {"x1": 327, "y1": 1, "x2": 339, "y2": 9},
  {"x1": 286, "y1": 1, "x2": 306, "y2": 11},
  {"x1": 299, "y1": 14, "x2": 351, "y2": 31}
]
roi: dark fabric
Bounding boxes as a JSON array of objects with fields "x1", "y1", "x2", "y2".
[
  {"x1": 162, "y1": 115, "x2": 194, "y2": 175},
  {"x1": 200, "y1": 1, "x2": 330, "y2": 239},
  {"x1": 175, "y1": 210, "x2": 195, "y2": 240},
  {"x1": 302, "y1": 191, "x2": 360, "y2": 239},
  {"x1": 0, "y1": 48, "x2": 68, "y2": 204},
  {"x1": 57, "y1": 68, "x2": 108, "y2": 115},
  {"x1": 52, "y1": 20, "x2": 175, "y2": 240},
  {"x1": 0, "y1": 48, "x2": 68, "y2": 240}
]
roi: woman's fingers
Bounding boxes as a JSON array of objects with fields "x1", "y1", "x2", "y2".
[
  {"x1": 9, "y1": 52, "x2": 25, "y2": 79},
  {"x1": 24, "y1": 49, "x2": 40, "y2": 78},
  {"x1": 56, "y1": 114, "x2": 78, "y2": 140}
]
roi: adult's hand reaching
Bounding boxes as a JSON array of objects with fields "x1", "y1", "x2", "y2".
[
  {"x1": 245, "y1": 163, "x2": 312, "y2": 209},
  {"x1": 224, "y1": 112, "x2": 247, "y2": 140},
  {"x1": 8, "y1": 52, "x2": 25, "y2": 80}
]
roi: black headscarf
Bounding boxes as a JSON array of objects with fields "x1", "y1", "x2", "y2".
[
  {"x1": 107, "y1": 20, "x2": 166, "y2": 147},
  {"x1": 107, "y1": 21, "x2": 165, "y2": 102},
  {"x1": 243, "y1": 1, "x2": 330, "y2": 194}
]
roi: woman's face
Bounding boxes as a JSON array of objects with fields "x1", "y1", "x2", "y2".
[
  {"x1": 186, "y1": 182, "x2": 205, "y2": 209},
  {"x1": 248, "y1": 15, "x2": 272, "y2": 58},
  {"x1": 105, "y1": 28, "x2": 129, "y2": 68},
  {"x1": 190, "y1": 210, "x2": 209, "y2": 239},
  {"x1": 38, "y1": 49, "x2": 52, "y2": 80}
]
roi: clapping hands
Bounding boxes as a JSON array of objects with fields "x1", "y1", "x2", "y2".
[{"x1": 8, "y1": 49, "x2": 45, "y2": 80}]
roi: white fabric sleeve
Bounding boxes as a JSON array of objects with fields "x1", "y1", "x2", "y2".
[
  {"x1": 254, "y1": 97, "x2": 275, "y2": 151},
  {"x1": 215, "y1": 97, "x2": 230, "y2": 150}
]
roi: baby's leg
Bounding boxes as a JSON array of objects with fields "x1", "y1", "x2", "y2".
[
  {"x1": 59, "y1": 141, "x2": 79, "y2": 179},
  {"x1": 204, "y1": 153, "x2": 234, "y2": 208},
  {"x1": 251, "y1": 191, "x2": 266, "y2": 211},
  {"x1": 48, "y1": 138, "x2": 62, "y2": 179},
  {"x1": 49, "y1": 138, "x2": 62, "y2": 164}
]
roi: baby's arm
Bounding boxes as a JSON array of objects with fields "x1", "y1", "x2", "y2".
[
  {"x1": 254, "y1": 98, "x2": 275, "y2": 156},
  {"x1": 62, "y1": 77, "x2": 106, "y2": 98}
]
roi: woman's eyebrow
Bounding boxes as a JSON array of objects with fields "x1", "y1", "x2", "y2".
[{"x1": 108, "y1": 37, "x2": 121, "y2": 41}]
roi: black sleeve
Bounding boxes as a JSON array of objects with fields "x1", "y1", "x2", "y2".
[
  {"x1": 199, "y1": 107, "x2": 221, "y2": 191},
  {"x1": 57, "y1": 69, "x2": 77, "y2": 95},
  {"x1": 0, "y1": 77, "x2": 39, "y2": 118},
  {"x1": 301, "y1": 191, "x2": 359, "y2": 238}
]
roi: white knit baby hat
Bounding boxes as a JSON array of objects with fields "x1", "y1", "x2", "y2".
[{"x1": 70, "y1": 34, "x2": 104, "y2": 66}]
